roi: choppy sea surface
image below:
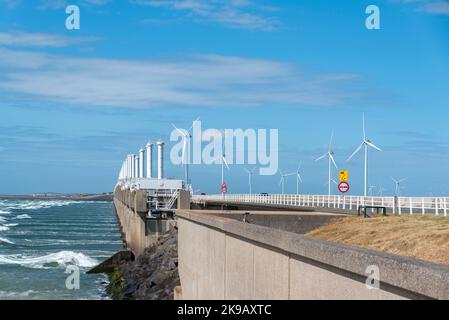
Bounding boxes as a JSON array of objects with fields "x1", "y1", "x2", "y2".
[{"x1": 0, "y1": 199, "x2": 122, "y2": 300}]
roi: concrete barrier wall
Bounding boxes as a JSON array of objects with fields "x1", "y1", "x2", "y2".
[
  {"x1": 177, "y1": 211, "x2": 449, "y2": 300},
  {"x1": 114, "y1": 199, "x2": 157, "y2": 256},
  {"x1": 113, "y1": 186, "x2": 158, "y2": 256}
]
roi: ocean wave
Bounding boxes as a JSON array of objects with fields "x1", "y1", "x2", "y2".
[
  {"x1": 15, "y1": 214, "x2": 32, "y2": 219},
  {"x1": 0, "y1": 226, "x2": 10, "y2": 231},
  {"x1": 0, "y1": 290, "x2": 34, "y2": 299},
  {"x1": 0, "y1": 237, "x2": 14, "y2": 244},
  {"x1": 0, "y1": 200, "x2": 79, "y2": 211},
  {"x1": 0, "y1": 217, "x2": 7, "y2": 223},
  {"x1": 0, "y1": 210, "x2": 11, "y2": 215},
  {"x1": 0, "y1": 251, "x2": 98, "y2": 269},
  {"x1": 4, "y1": 223, "x2": 18, "y2": 227}
]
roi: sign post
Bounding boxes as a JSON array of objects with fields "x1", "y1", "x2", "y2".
[
  {"x1": 339, "y1": 170, "x2": 349, "y2": 182},
  {"x1": 221, "y1": 182, "x2": 228, "y2": 194},
  {"x1": 338, "y1": 181, "x2": 350, "y2": 194}
]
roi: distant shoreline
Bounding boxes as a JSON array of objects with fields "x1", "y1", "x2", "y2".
[{"x1": 0, "y1": 193, "x2": 114, "y2": 201}]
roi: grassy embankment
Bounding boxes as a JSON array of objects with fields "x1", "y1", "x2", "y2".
[{"x1": 307, "y1": 215, "x2": 449, "y2": 265}]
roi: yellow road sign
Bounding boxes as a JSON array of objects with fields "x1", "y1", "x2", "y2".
[{"x1": 339, "y1": 170, "x2": 349, "y2": 182}]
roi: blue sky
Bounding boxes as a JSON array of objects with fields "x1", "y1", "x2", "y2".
[{"x1": 0, "y1": 0, "x2": 448, "y2": 196}]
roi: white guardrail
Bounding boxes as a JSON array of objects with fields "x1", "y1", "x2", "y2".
[{"x1": 191, "y1": 194, "x2": 449, "y2": 216}]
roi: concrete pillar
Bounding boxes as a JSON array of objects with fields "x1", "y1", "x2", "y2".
[
  {"x1": 131, "y1": 154, "x2": 136, "y2": 178},
  {"x1": 157, "y1": 141, "x2": 164, "y2": 180},
  {"x1": 126, "y1": 156, "x2": 129, "y2": 178},
  {"x1": 139, "y1": 148, "x2": 145, "y2": 178},
  {"x1": 134, "y1": 155, "x2": 139, "y2": 179},
  {"x1": 146, "y1": 142, "x2": 153, "y2": 179}
]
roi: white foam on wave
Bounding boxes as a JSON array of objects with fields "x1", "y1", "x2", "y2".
[
  {"x1": 0, "y1": 237, "x2": 14, "y2": 244},
  {"x1": 0, "y1": 210, "x2": 11, "y2": 215},
  {"x1": 0, "y1": 290, "x2": 34, "y2": 299},
  {"x1": 15, "y1": 214, "x2": 31, "y2": 219},
  {"x1": 1, "y1": 200, "x2": 79, "y2": 211},
  {"x1": 0, "y1": 251, "x2": 98, "y2": 269},
  {"x1": 0, "y1": 217, "x2": 7, "y2": 223},
  {"x1": 0, "y1": 226, "x2": 9, "y2": 231},
  {"x1": 4, "y1": 223, "x2": 18, "y2": 227}
]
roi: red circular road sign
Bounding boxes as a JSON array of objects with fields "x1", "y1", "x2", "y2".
[
  {"x1": 338, "y1": 181, "x2": 350, "y2": 193},
  {"x1": 221, "y1": 182, "x2": 228, "y2": 193}
]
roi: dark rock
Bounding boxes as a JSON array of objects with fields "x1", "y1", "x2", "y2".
[{"x1": 110, "y1": 228, "x2": 180, "y2": 300}]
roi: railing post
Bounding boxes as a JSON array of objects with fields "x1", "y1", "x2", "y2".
[
  {"x1": 409, "y1": 197, "x2": 413, "y2": 215},
  {"x1": 435, "y1": 197, "x2": 439, "y2": 216},
  {"x1": 444, "y1": 198, "x2": 447, "y2": 217}
]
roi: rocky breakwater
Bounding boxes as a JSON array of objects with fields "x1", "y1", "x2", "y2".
[{"x1": 108, "y1": 227, "x2": 180, "y2": 300}]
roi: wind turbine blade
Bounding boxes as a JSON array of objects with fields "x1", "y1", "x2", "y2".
[
  {"x1": 329, "y1": 130, "x2": 334, "y2": 152},
  {"x1": 181, "y1": 144, "x2": 186, "y2": 163},
  {"x1": 172, "y1": 123, "x2": 186, "y2": 137},
  {"x1": 297, "y1": 173, "x2": 302, "y2": 183},
  {"x1": 366, "y1": 141, "x2": 382, "y2": 151},
  {"x1": 222, "y1": 156, "x2": 230, "y2": 170},
  {"x1": 244, "y1": 169, "x2": 250, "y2": 174},
  {"x1": 297, "y1": 161, "x2": 302, "y2": 172},
  {"x1": 329, "y1": 153, "x2": 338, "y2": 169},
  {"x1": 399, "y1": 178, "x2": 406, "y2": 183},
  {"x1": 188, "y1": 117, "x2": 201, "y2": 132},
  {"x1": 347, "y1": 142, "x2": 364, "y2": 161},
  {"x1": 279, "y1": 177, "x2": 284, "y2": 185},
  {"x1": 315, "y1": 153, "x2": 327, "y2": 162}
]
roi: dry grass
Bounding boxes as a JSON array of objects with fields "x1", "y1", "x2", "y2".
[{"x1": 306, "y1": 215, "x2": 449, "y2": 265}]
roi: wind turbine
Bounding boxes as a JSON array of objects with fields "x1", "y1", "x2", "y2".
[
  {"x1": 278, "y1": 169, "x2": 289, "y2": 194},
  {"x1": 244, "y1": 167, "x2": 257, "y2": 195},
  {"x1": 347, "y1": 114, "x2": 382, "y2": 196},
  {"x1": 378, "y1": 186, "x2": 387, "y2": 196},
  {"x1": 392, "y1": 178, "x2": 406, "y2": 196},
  {"x1": 217, "y1": 153, "x2": 230, "y2": 196},
  {"x1": 316, "y1": 132, "x2": 338, "y2": 196},
  {"x1": 288, "y1": 161, "x2": 303, "y2": 195},
  {"x1": 368, "y1": 185, "x2": 376, "y2": 196},
  {"x1": 171, "y1": 117, "x2": 200, "y2": 189}
]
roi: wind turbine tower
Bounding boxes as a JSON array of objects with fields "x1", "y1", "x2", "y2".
[
  {"x1": 347, "y1": 114, "x2": 382, "y2": 196},
  {"x1": 316, "y1": 132, "x2": 338, "y2": 196}
]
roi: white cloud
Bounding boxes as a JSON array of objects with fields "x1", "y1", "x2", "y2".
[
  {"x1": 0, "y1": 0, "x2": 111, "y2": 9},
  {"x1": 0, "y1": 49, "x2": 362, "y2": 109},
  {"x1": 422, "y1": 1, "x2": 449, "y2": 14},
  {"x1": 0, "y1": 31, "x2": 96, "y2": 48},
  {"x1": 131, "y1": 0, "x2": 280, "y2": 30},
  {"x1": 392, "y1": 0, "x2": 449, "y2": 15}
]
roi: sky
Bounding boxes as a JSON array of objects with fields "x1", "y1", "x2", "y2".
[{"x1": 0, "y1": 0, "x2": 448, "y2": 196}]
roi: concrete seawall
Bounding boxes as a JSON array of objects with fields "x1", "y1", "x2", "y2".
[
  {"x1": 176, "y1": 210, "x2": 449, "y2": 300},
  {"x1": 113, "y1": 186, "x2": 158, "y2": 256},
  {"x1": 114, "y1": 199, "x2": 157, "y2": 256}
]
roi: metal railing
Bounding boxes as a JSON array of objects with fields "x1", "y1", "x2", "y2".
[{"x1": 192, "y1": 194, "x2": 449, "y2": 216}]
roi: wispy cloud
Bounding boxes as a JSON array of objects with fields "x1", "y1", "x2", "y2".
[
  {"x1": 0, "y1": 0, "x2": 112, "y2": 9},
  {"x1": 0, "y1": 31, "x2": 97, "y2": 48},
  {"x1": 131, "y1": 0, "x2": 280, "y2": 30},
  {"x1": 0, "y1": 48, "x2": 362, "y2": 109},
  {"x1": 393, "y1": 0, "x2": 449, "y2": 16}
]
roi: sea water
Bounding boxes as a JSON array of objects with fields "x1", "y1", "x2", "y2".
[{"x1": 0, "y1": 199, "x2": 122, "y2": 300}]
